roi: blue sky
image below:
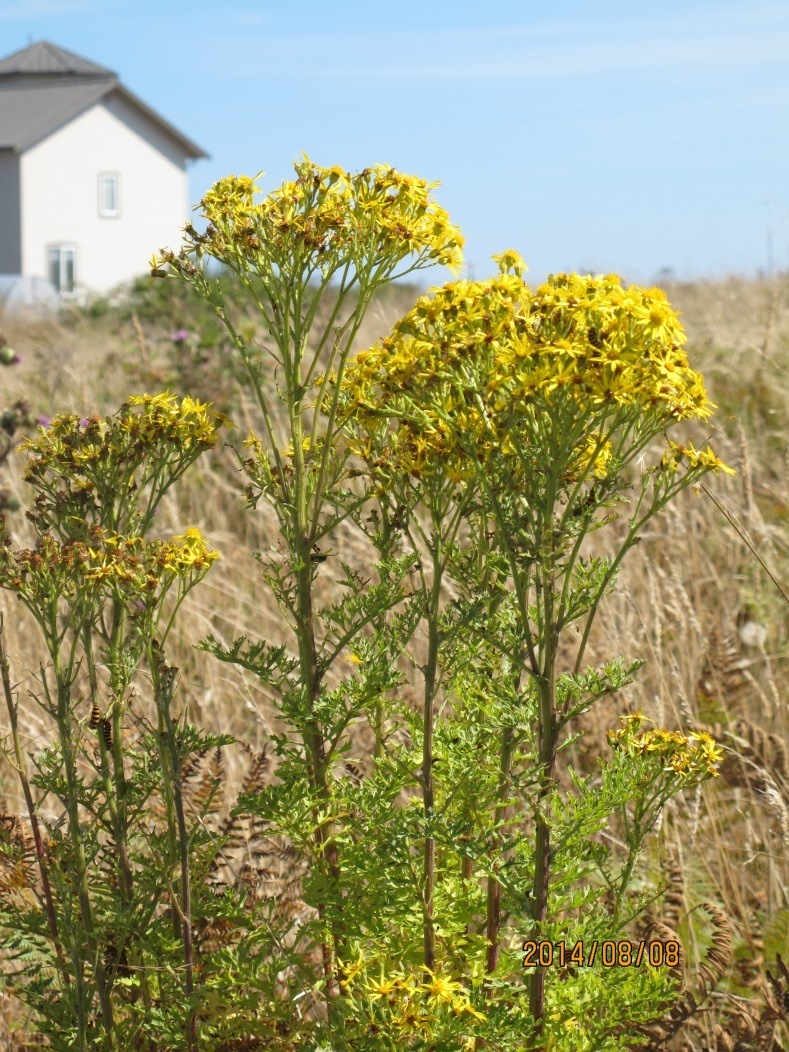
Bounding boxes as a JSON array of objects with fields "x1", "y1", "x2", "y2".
[{"x1": 2, "y1": 0, "x2": 788, "y2": 286}]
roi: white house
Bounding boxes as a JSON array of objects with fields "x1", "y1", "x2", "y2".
[{"x1": 0, "y1": 40, "x2": 207, "y2": 299}]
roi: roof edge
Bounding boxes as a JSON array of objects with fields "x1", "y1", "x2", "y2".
[
  {"x1": 113, "y1": 84, "x2": 209, "y2": 160},
  {"x1": 0, "y1": 40, "x2": 116, "y2": 77},
  {"x1": 1, "y1": 79, "x2": 116, "y2": 153}
]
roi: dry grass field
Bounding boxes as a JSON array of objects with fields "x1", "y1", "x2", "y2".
[{"x1": 0, "y1": 271, "x2": 787, "y2": 1048}]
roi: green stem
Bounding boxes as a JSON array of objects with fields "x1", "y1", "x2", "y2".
[
  {"x1": 527, "y1": 670, "x2": 557, "y2": 1039},
  {"x1": 294, "y1": 526, "x2": 345, "y2": 993},
  {"x1": 293, "y1": 423, "x2": 343, "y2": 1004},
  {"x1": 613, "y1": 836, "x2": 644, "y2": 931},
  {"x1": 307, "y1": 292, "x2": 374, "y2": 538},
  {"x1": 528, "y1": 461, "x2": 560, "y2": 1044},
  {"x1": 53, "y1": 657, "x2": 116, "y2": 1049},
  {"x1": 83, "y1": 627, "x2": 134, "y2": 910},
  {"x1": 147, "y1": 644, "x2": 197, "y2": 1052},
  {"x1": 422, "y1": 567, "x2": 441, "y2": 973},
  {"x1": 88, "y1": 624, "x2": 154, "y2": 1027},
  {"x1": 485, "y1": 723, "x2": 515, "y2": 980}
]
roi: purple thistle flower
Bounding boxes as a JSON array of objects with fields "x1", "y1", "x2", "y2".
[
  {"x1": 80, "y1": 418, "x2": 89, "y2": 427},
  {"x1": 37, "y1": 415, "x2": 52, "y2": 427},
  {"x1": 170, "y1": 329, "x2": 189, "y2": 343}
]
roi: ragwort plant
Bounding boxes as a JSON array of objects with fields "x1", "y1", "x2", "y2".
[
  {"x1": 0, "y1": 394, "x2": 234, "y2": 1051},
  {"x1": 152, "y1": 157, "x2": 465, "y2": 1002},
  {"x1": 149, "y1": 159, "x2": 734, "y2": 1050},
  {"x1": 318, "y1": 256, "x2": 731, "y2": 1047}
]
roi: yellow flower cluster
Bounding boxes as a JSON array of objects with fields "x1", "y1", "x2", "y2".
[
  {"x1": 20, "y1": 394, "x2": 225, "y2": 483},
  {"x1": 661, "y1": 439, "x2": 736, "y2": 476},
  {"x1": 334, "y1": 271, "x2": 526, "y2": 483},
  {"x1": 158, "y1": 527, "x2": 220, "y2": 575},
  {"x1": 200, "y1": 173, "x2": 258, "y2": 222},
  {"x1": 331, "y1": 261, "x2": 728, "y2": 486},
  {"x1": 123, "y1": 392, "x2": 227, "y2": 446},
  {"x1": 0, "y1": 521, "x2": 218, "y2": 608},
  {"x1": 0, "y1": 532, "x2": 132, "y2": 603},
  {"x1": 338, "y1": 957, "x2": 486, "y2": 1041},
  {"x1": 607, "y1": 712, "x2": 722, "y2": 778},
  {"x1": 152, "y1": 157, "x2": 463, "y2": 280},
  {"x1": 280, "y1": 435, "x2": 317, "y2": 458}
]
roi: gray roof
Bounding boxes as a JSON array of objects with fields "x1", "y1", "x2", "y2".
[
  {"x1": 0, "y1": 40, "x2": 115, "y2": 77},
  {"x1": 0, "y1": 41, "x2": 207, "y2": 158}
]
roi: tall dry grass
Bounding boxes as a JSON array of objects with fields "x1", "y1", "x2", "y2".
[{"x1": 0, "y1": 272, "x2": 787, "y2": 1049}]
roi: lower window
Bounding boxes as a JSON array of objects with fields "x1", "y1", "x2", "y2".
[{"x1": 47, "y1": 244, "x2": 77, "y2": 295}]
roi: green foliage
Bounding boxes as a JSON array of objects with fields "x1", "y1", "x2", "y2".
[{"x1": 0, "y1": 157, "x2": 738, "y2": 1051}]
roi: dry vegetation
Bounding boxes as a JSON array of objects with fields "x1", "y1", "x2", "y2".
[{"x1": 0, "y1": 271, "x2": 787, "y2": 1050}]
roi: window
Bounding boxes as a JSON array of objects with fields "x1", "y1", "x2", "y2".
[
  {"x1": 48, "y1": 245, "x2": 76, "y2": 296},
  {"x1": 98, "y1": 172, "x2": 120, "y2": 217}
]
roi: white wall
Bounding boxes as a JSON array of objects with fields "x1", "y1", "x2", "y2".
[
  {"x1": 0, "y1": 150, "x2": 21, "y2": 273},
  {"x1": 20, "y1": 91, "x2": 190, "y2": 294}
]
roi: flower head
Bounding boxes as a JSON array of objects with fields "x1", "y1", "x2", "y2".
[
  {"x1": 328, "y1": 264, "x2": 725, "y2": 497},
  {"x1": 153, "y1": 157, "x2": 464, "y2": 282},
  {"x1": 160, "y1": 527, "x2": 220, "y2": 574},
  {"x1": 661, "y1": 440, "x2": 735, "y2": 476},
  {"x1": 608, "y1": 713, "x2": 722, "y2": 779},
  {"x1": 18, "y1": 394, "x2": 226, "y2": 542},
  {"x1": 492, "y1": 249, "x2": 528, "y2": 277},
  {"x1": 421, "y1": 966, "x2": 465, "y2": 1006}
]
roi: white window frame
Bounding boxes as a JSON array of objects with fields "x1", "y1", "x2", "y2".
[
  {"x1": 98, "y1": 172, "x2": 120, "y2": 218},
  {"x1": 47, "y1": 244, "x2": 77, "y2": 297}
]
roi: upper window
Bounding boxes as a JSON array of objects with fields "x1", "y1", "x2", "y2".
[{"x1": 98, "y1": 173, "x2": 120, "y2": 218}]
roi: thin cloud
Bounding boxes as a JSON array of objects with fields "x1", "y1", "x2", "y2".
[
  {"x1": 224, "y1": 12, "x2": 271, "y2": 27},
  {"x1": 205, "y1": 3, "x2": 789, "y2": 82},
  {"x1": 0, "y1": 0, "x2": 132, "y2": 19}
]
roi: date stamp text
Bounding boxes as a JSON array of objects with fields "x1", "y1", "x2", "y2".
[{"x1": 522, "y1": 940, "x2": 681, "y2": 969}]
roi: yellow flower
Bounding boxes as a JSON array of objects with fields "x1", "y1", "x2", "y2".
[
  {"x1": 329, "y1": 268, "x2": 719, "y2": 496},
  {"x1": 128, "y1": 392, "x2": 178, "y2": 412},
  {"x1": 337, "y1": 952, "x2": 366, "y2": 987},
  {"x1": 392, "y1": 1006, "x2": 434, "y2": 1038},
  {"x1": 608, "y1": 714, "x2": 722, "y2": 779},
  {"x1": 162, "y1": 527, "x2": 220, "y2": 574},
  {"x1": 661, "y1": 440, "x2": 734, "y2": 477},
  {"x1": 161, "y1": 157, "x2": 464, "y2": 279},
  {"x1": 693, "y1": 445, "x2": 736, "y2": 475},
  {"x1": 421, "y1": 967, "x2": 465, "y2": 1006},
  {"x1": 364, "y1": 971, "x2": 409, "y2": 1000},
  {"x1": 451, "y1": 998, "x2": 487, "y2": 1022},
  {"x1": 688, "y1": 731, "x2": 724, "y2": 770},
  {"x1": 492, "y1": 249, "x2": 528, "y2": 277},
  {"x1": 281, "y1": 436, "x2": 313, "y2": 457}
]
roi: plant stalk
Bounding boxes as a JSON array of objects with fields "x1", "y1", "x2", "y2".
[
  {"x1": 54, "y1": 662, "x2": 116, "y2": 1049},
  {"x1": 0, "y1": 627, "x2": 68, "y2": 984},
  {"x1": 147, "y1": 645, "x2": 198, "y2": 1052}
]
